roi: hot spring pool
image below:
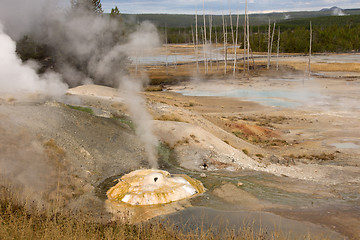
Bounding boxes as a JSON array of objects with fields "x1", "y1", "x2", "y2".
[{"x1": 177, "y1": 88, "x2": 321, "y2": 108}]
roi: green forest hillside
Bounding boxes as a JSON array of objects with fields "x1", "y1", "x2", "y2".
[
  {"x1": 156, "y1": 14, "x2": 360, "y2": 53},
  {"x1": 118, "y1": 8, "x2": 360, "y2": 27},
  {"x1": 108, "y1": 7, "x2": 360, "y2": 53}
]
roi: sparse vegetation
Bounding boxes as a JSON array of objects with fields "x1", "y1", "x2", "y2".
[
  {"x1": 43, "y1": 139, "x2": 65, "y2": 162},
  {"x1": 283, "y1": 153, "x2": 336, "y2": 163},
  {"x1": 155, "y1": 114, "x2": 183, "y2": 122},
  {"x1": 66, "y1": 104, "x2": 94, "y2": 114},
  {"x1": 238, "y1": 115, "x2": 290, "y2": 128},
  {"x1": 232, "y1": 130, "x2": 287, "y2": 147},
  {"x1": 111, "y1": 114, "x2": 135, "y2": 131},
  {"x1": 1, "y1": 189, "x2": 329, "y2": 240},
  {"x1": 189, "y1": 134, "x2": 200, "y2": 143},
  {"x1": 223, "y1": 139, "x2": 230, "y2": 145},
  {"x1": 242, "y1": 149, "x2": 249, "y2": 155},
  {"x1": 187, "y1": 102, "x2": 195, "y2": 107},
  {"x1": 145, "y1": 85, "x2": 163, "y2": 92},
  {"x1": 232, "y1": 131, "x2": 244, "y2": 139},
  {"x1": 175, "y1": 137, "x2": 190, "y2": 146}
]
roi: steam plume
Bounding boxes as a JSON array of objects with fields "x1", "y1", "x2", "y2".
[
  {"x1": 0, "y1": 1, "x2": 161, "y2": 168},
  {"x1": 96, "y1": 21, "x2": 161, "y2": 168},
  {"x1": 0, "y1": 23, "x2": 68, "y2": 96}
]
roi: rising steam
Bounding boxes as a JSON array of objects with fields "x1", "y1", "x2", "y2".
[
  {"x1": 96, "y1": 21, "x2": 161, "y2": 168},
  {"x1": 0, "y1": 23, "x2": 68, "y2": 96},
  {"x1": 0, "y1": 0, "x2": 161, "y2": 168}
]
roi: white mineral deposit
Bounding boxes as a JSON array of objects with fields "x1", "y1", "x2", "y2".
[{"x1": 107, "y1": 169, "x2": 205, "y2": 205}]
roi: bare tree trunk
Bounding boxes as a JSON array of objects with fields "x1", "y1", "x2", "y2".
[
  {"x1": 267, "y1": 19, "x2": 271, "y2": 69},
  {"x1": 209, "y1": 15, "x2": 213, "y2": 72},
  {"x1": 243, "y1": 7, "x2": 247, "y2": 75},
  {"x1": 195, "y1": 11, "x2": 199, "y2": 74},
  {"x1": 276, "y1": 26, "x2": 280, "y2": 71},
  {"x1": 215, "y1": 26, "x2": 219, "y2": 70},
  {"x1": 222, "y1": 13, "x2": 227, "y2": 75},
  {"x1": 203, "y1": 0, "x2": 208, "y2": 75},
  {"x1": 246, "y1": 0, "x2": 250, "y2": 71},
  {"x1": 165, "y1": 25, "x2": 168, "y2": 75},
  {"x1": 201, "y1": 26, "x2": 204, "y2": 46},
  {"x1": 268, "y1": 21, "x2": 276, "y2": 69},
  {"x1": 229, "y1": 10, "x2": 235, "y2": 46},
  {"x1": 203, "y1": 0, "x2": 207, "y2": 42},
  {"x1": 229, "y1": 10, "x2": 235, "y2": 76},
  {"x1": 233, "y1": 13, "x2": 239, "y2": 77},
  {"x1": 191, "y1": 25, "x2": 197, "y2": 68},
  {"x1": 308, "y1": 21, "x2": 312, "y2": 77},
  {"x1": 258, "y1": 26, "x2": 260, "y2": 51}
]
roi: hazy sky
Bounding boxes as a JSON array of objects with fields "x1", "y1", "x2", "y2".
[{"x1": 100, "y1": 0, "x2": 360, "y2": 14}]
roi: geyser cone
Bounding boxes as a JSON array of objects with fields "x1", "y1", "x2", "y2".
[{"x1": 107, "y1": 169, "x2": 205, "y2": 205}]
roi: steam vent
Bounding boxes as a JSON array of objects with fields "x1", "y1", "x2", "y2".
[{"x1": 107, "y1": 169, "x2": 205, "y2": 205}]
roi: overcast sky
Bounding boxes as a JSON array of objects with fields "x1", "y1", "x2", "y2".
[{"x1": 100, "y1": 0, "x2": 360, "y2": 14}]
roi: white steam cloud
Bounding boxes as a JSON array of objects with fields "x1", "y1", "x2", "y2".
[
  {"x1": 1, "y1": 0, "x2": 127, "y2": 88},
  {"x1": 120, "y1": 76, "x2": 159, "y2": 169},
  {"x1": 96, "y1": 21, "x2": 161, "y2": 168},
  {"x1": 0, "y1": 0, "x2": 161, "y2": 168},
  {"x1": 332, "y1": 8, "x2": 347, "y2": 16},
  {"x1": 0, "y1": 23, "x2": 68, "y2": 97}
]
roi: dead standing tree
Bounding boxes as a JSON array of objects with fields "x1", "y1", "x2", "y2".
[
  {"x1": 267, "y1": 19, "x2": 271, "y2": 69},
  {"x1": 243, "y1": 6, "x2": 247, "y2": 74},
  {"x1": 233, "y1": 13, "x2": 240, "y2": 77},
  {"x1": 165, "y1": 25, "x2": 168, "y2": 75},
  {"x1": 215, "y1": 25, "x2": 219, "y2": 70},
  {"x1": 243, "y1": 0, "x2": 251, "y2": 74},
  {"x1": 270, "y1": 21, "x2": 276, "y2": 68},
  {"x1": 308, "y1": 21, "x2": 312, "y2": 77},
  {"x1": 246, "y1": 0, "x2": 250, "y2": 71},
  {"x1": 209, "y1": 15, "x2": 213, "y2": 71},
  {"x1": 195, "y1": 10, "x2": 199, "y2": 74},
  {"x1": 222, "y1": 13, "x2": 227, "y2": 75},
  {"x1": 276, "y1": 26, "x2": 281, "y2": 71},
  {"x1": 267, "y1": 20, "x2": 276, "y2": 70},
  {"x1": 203, "y1": 0, "x2": 208, "y2": 75}
]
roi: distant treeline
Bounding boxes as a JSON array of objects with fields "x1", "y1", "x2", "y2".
[
  {"x1": 119, "y1": 8, "x2": 360, "y2": 28},
  {"x1": 160, "y1": 14, "x2": 360, "y2": 53}
]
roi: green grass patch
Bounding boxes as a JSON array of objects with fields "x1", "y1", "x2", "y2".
[
  {"x1": 66, "y1": 105, "x2": 94, "y2": 114},
  {"x1": 111, "y1": 115, "x2": 135, "y2": 131},
  {"x1": 117, "y1": 118, "x2": 135, "y2": 131}
]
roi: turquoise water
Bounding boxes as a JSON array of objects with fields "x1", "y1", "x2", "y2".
[{"x1": 178, "y1": 88, "x2": 319, "y2": 108}]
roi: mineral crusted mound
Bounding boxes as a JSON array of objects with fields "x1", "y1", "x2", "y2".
[{"x1": 107, "y1": 169, "x2": 205, "y2": 205}]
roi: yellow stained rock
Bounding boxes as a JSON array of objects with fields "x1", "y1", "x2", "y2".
[{"x1": 107, "y1": 169, "x2": 205, "y2": 205}]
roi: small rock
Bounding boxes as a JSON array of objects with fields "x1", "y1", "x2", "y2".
[
  {"x1": 200, "y1": 173, "x2": 207, "y2": 178},
  {"x1": 237, "y1": 182, "x2": 243, "y2": 186},
  {"x1": 268, "y1": 155, "x2": 280, "y2": 164}
]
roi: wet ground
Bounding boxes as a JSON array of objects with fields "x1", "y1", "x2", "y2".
[
  {"x1": 140, "y1": 53, "x2": 360, "y2": 239},
  {"x1": 158, "y1": 143, "x2": 358, "y2": 239}
]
